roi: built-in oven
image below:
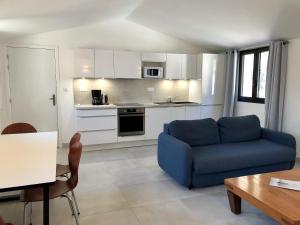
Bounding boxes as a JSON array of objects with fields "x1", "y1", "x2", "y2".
[{"x1": 118, "y1": 107, "x2": 145, "y2": 136}]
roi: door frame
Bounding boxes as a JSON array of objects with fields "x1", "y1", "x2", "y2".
[{"x1": 3, "y1": 44, "x2": 62, "y2": 147}]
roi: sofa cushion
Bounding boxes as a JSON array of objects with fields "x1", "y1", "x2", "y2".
[
  {"x1": 218, "y1": 115, "x2": 261, "y2": 143},
  {"x1": 168, "y1": 119, "x2": 220, "y2": 147},
  {"x1": 192, "y1": 139, "x2": 296, "y2": 174}
]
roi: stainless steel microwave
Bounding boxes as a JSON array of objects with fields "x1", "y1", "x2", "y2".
[{"x1": 143, "y1": 67, "x2": 164, "y2": 78}]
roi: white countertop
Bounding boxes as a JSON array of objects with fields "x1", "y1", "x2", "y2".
[
  {"x1": 0, "y1": 132, "x2": 57, "y2": 190},
  {"x1": 75, "y1": 102, "x2": 202, "y2": 109},
  {"x1": 75, "y1": 104, "x2": 117, "y2": 109}
]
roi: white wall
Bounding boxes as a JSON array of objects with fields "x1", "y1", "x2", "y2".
[
  {"x1": 0, "y1": 19, "x2": 203, "y2": 143},
  {"x1": 235, "y1": 38, "x2": 300, "y2": 157},
  {"x1": 283, "y1": 38, "x2": 300, "y2": 156},
  {"x1": 235, "y1": 102, "x2": 265, "y2": 125}
]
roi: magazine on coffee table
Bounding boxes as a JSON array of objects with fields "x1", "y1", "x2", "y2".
[{"x1": 270, "y1": 177, "x2": 300, "y2": 191}]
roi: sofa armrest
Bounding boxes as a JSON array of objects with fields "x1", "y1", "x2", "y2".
[
  {"x1": 261, "y1": 128, "x2": 296, "y2": 149},
  {"x1": 157, "y1": 133, "x2": 193, "y2": 187}
]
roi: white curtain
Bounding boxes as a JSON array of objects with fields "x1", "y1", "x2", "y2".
[
  {"x1": 265, "y1": 41, "x2": 288, "y2": 131},
  {"x1": 223, "y1": 50, "x2": 239, "y2": 117}
]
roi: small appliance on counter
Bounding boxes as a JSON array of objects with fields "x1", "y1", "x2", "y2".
[
  {"x1": 91, "y1": 90, "x2": 102, "y2": 105},
  {"x1": 91, "y1": 90, "x2": 109, "y2": 105}
]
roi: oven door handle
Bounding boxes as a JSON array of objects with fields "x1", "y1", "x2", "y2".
[{"x1": 119, "y1": 114, "x2": 144, "y2": 117}]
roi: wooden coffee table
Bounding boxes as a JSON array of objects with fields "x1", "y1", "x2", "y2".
[{"x1": 225, "y1": 169, "x2": 300, "y2": 225}]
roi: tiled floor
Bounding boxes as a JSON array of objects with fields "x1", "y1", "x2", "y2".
[{"x1": 0, "y1": 145, "x2": 299, "y2": 225}]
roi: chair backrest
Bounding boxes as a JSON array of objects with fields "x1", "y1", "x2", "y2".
[
  {"x1": 69, "y1": 132, "x2": 81, "y2": 148},
  {"x1": 1, "y1": 123, "x2": 37, "y2": 135},
  {"x1": 67, "y1": 141, "x2": 82, "y2": 189},
  {"x1": 0, "y1": 217, "x2": 11, "y2": 225}
]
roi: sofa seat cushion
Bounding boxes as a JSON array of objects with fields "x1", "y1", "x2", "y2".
[
  {"x1": 168, "y1": 119, "x2": 220, "y2": 147},
  {"x1": 192, "y1": 139, "x2": 296, "y2": 174},
  {"x1": 218, "y1": 115, "x2": 261, "y2": 143}
]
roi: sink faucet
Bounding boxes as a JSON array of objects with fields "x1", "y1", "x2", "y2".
[{"x1": 172, "y1": 96, "x2": 180, "y2": 102}]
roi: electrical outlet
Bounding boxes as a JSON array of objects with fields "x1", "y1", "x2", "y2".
[{"x1": 147, "y1": 87, "x2": 155, "y2": 92}]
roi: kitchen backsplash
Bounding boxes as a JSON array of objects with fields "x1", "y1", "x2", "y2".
[{"x1": 73, "y1": 79, "x2": 199, "y2": 104}]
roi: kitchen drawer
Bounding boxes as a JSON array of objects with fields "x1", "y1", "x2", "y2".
[
  {"x1": 117, "y1": 135, "x2": 145, "y2": 142},
  {"x1": 77, "y1": 116, "x2": 117, "y2": 131},
  {"x1": 81, "y1": 130, "x2": 117, "y2": 145},
  {"x1": 77, "y1": 109, "x2": 117, "y2": 117}
]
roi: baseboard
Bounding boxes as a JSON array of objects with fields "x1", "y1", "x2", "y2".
[{"x1": 62, "y1": 139, "x2": 157, "y2": 151}]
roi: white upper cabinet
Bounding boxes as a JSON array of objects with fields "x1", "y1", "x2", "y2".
[
  {"x1": 182, "y1": 54, "x2": 198, "y2": 80},
  {"x1": 95, "y1": 49, "x2": 114, "y2": 78},
  {"x1": 74, "y1": 49, "x2": 95, "y2": 78},
  {"x1": 114, "y1": 50, "x2": 141, "y2": 79},
  {"x1": 166, "y1": 54, "x2": 183, "y2": 80},
  {"x1": 201, "y1": 53, "x2": 226, "y2": 105},
  {"x1": 142, "y1": 52, "x2": 166, "y2": 62}
]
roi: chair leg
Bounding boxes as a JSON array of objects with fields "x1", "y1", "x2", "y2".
[
  {"x1": 71, "y1": 190, "x2": 80, "y2": 215},
  {"x1": 63, "y1": 194, "x2": 80, "y2": 225},
  {"x1": 63, "y1": 194, "x2": 76, "y2": 216},
  {"x1": 23, "y1": 202, "x2": 28, "y2": 225},
  {"x1": 29, "y1": 202, "x2": 33, "y2": 225}
]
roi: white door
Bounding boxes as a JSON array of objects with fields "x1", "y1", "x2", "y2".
[{"x1": 7, "y1": 47, "x2": 58, "y2": 132}]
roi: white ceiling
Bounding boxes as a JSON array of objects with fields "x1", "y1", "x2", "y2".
[{"x1": 1, "y1": 0, "x2": 300, "y2": 48}]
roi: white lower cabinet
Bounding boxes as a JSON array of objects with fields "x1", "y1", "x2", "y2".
[
  {"x1": 76, "y1": 105, "x2": 223, "y2": 144},
  {"x1": 81, "y1": 130, "x2": 117, "y2": 145},
  {"x1": 170, "y1": 106, "x2": 186, "y2": 121},
  {"x1": 76, "y1": 109, "x2": 118, "y2": 146},
  {"x1": 77, "y1": 116, "x2": 116, "y2": 131},
  {"x1": 145, "y1": 106, "x2": 185, "y2": 140},
  {"x1": 186, "y1": 106, "x2": 202, "y2": 120},
  {"x1": 145, "y1": 107, "x2": 170, "y2": 140}
]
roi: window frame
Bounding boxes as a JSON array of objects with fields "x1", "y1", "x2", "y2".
[{"x1": 238, "y1": 47, "x2": 269, "y2": 104}]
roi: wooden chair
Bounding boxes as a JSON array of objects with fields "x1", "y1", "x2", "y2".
[
  {"x1": 1, "y1": 123, "x2": 37, "y2": 134},
  {"x1": 56, "y1": 132, "x2": 81, "y2": 215},
  {"x1": 0, "y1": 217, "x2": 12, "y2": 225},
  {"x1": 21, "y1": 141, "x2": 82, "y2": 225}
]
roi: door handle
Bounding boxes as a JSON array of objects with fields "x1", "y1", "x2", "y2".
[{"x1": 49, "y1": 94, "x2": 56, "y2": 106}]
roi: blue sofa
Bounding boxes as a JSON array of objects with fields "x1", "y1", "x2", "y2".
[{"x1": 157, "y1": 115, "x2": 296, "y2": 188}]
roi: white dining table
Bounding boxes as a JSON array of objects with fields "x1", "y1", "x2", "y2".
[{"x1": 0, "y1": 131, "x2": 57, "y2": 225}]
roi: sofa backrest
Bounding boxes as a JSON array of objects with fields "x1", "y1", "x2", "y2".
[
  {"x1": 166, "y1": 118, "x2": 220, "y2": 147},
  {"x1": 217, "y1": 115, "x2": 261, "y2": 143}
]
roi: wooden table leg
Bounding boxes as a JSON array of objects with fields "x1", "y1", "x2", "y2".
[
  {"x1": 43, "y1": 185, "x2": 50, "y2": 225},
  {"x1": 227, "y1": 190, "x2": 241, "y2": 214}
]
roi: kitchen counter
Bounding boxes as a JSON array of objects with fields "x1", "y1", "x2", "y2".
[
  {"x1": 75, "y1": 104, "x2": 117, "y2": 109},
  {"x1": 75, "y1": 102, "x2": 202, "y2": 109}
]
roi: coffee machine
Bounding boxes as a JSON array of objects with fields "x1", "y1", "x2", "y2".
[{"x1": 91, "y1": 90, "x2": 103, "y2": 105}]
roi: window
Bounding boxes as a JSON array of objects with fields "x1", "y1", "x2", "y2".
[{"x1": 238, "y1": 47, "x2": 269, "y2": 103}]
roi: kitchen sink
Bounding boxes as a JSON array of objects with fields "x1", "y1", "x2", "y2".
[{"x1": 173, "y1": 101, "x2": 196, "y2": 104}]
